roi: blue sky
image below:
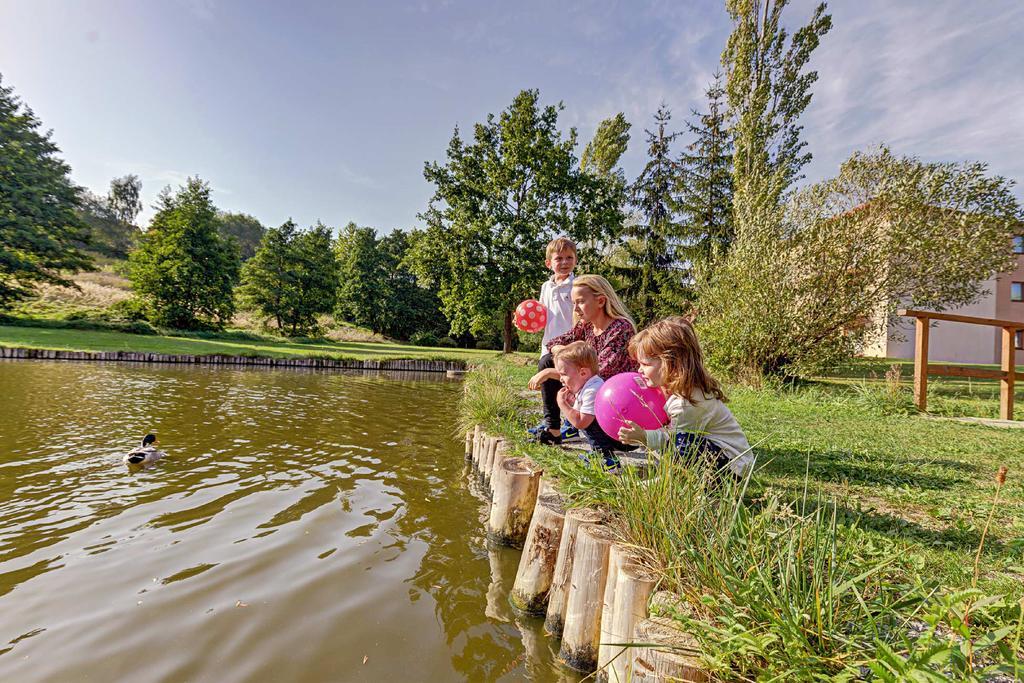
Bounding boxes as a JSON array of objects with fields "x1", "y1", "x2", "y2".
[{"x1": 1, "y1": 0, "x2": 1022, "y2": 232}]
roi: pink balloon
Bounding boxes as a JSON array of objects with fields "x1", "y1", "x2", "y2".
[{"x1": 594, "y1": 372, "x2": 669, "y2": 438}]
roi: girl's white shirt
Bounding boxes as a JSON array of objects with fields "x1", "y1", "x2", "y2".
[
  {"x1": 644, "y1": 390, "x2": 754, "y2": 477},
  {"x1": 539, "y1": 272, "x2": 575, "y2": 356}
]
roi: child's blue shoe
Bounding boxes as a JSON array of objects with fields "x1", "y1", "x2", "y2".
[
  {"x1": 527, "y1": 421, "x2": 547, "y2": 436},
  {"x1": 560, "y1": 420, "x2": 579, "y2": 440}
]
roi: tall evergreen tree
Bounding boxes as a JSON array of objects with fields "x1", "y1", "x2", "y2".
[
  {"x1": 0, "y1": 74, "x2": 92, "y2": 308},
  {"x1": 678, "y1": 74, "x2": 734, "y2": 266},
  {"x1": 334, "y1": 222, "x2": 389, "y2": 333},
  {"x1": 128, "y1": 178, "x2": 240, "y2": 329},
  {"x1": 612, "y1": 105, "x2": 687, "y2": 325},
  {"x1": 723, "y1": 0, "x2": 831, "y2": 228}
]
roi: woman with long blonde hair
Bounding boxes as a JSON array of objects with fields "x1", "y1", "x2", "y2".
[{"x1": 527, "y1": 274, "x2": 638, "y2": 444}]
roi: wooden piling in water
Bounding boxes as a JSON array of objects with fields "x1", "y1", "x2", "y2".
[
  {"x1": 464, "y1": 431, "x2": 473, "y2": 461},
  {"x1": 486, "y1": 457, "x2": 541, "y2": 548},
  {"x1": 480, "y1": 436, "x2": 499, "y2": 489},
  {"x1": 472, "y1": 426, "x2": 483, "y2": 467},
  {"x1": 559, "y1": 522, "x2": 616, "y2": 673},
  {"x1": 509, "y1": 492, "x2": 566, "y2": 615},
  {"x1": 488, "y1": 439, "x2": 508, "y2": 486},
  {"x1": 630, "y1": 617, "x2": 708, "y2": 682},
  {"x1": 598, "y1": 558, "x2": 657, "y2": 683},
  {"x1": 545, "y1": 507, "x2": 606, "y2": 637}
]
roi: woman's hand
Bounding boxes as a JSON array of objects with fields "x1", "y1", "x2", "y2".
[
  {"x1": 528, "y1": 369, "x2": 556, "y2": 391},
  {"x1": 617, "y1": 420, "x2": 646, "y2": 446}
]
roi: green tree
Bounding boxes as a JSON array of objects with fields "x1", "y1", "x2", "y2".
[
  {"x1": 77, "y1": 190, "x2": 140, "y2": 258},
  {"x1": 0, "y1": 74, "x2": 92, "y2": 308},
  {"x1": 678, "y1": 74, "x2": 734, "y2": 264},
  {"x1": 610, "y1": 105, "x2": 687, "y2": 326},
  {"x1": 128, "y1": 178, "x2": 240, "y2": 329},
  {"x1": 335, "y1": 222, "x2": 389, "y2": 332},
  {"x1": 238, "y1": 220, "x2": 338, "y2": 335},
  {"x1": 723, "y1": 0, "x2": 831, "y2": 229},
  {"x1": 581, "y1": 113, "x2": 631, "y2": 180},
  {"x1": 377, "y1": 230, "x2": 446, "y2": 340},
  {"x1": 696, "y1": 147, "x2": 1024, "y2": 377},
  {"x1": 410, "y1": 89, "x2": 625, "y2": 352},
  {"x1": 217, "y1": 212, "x2": 267, "y2": 260},
  {"x1": 108, "y1": 174, "x2": 142, "y2": 226}
]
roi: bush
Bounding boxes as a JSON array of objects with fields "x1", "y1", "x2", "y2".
[
  {"x1": 516, "y1": 331, "x2": 542, "y2": 353},
  {"x1": 437, "y1": 336, "x2": 458, "y2": 348},
  {"x1": 410, "y1": 331, "x2": 439, "y2": 347},
  {"x1": 106, "y1": 297, "x2": 150, "y2": 322}
]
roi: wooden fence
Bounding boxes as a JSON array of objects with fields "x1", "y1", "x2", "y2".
[{"x1": 898, "y1": 308, "x2": 1023, "y2": 420}]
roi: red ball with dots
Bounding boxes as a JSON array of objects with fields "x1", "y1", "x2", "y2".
[{"x1": 514, "y1": 300, "x2": 547, "y2": 333}]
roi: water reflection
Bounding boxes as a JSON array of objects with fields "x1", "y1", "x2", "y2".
[{"x1": 0, "y1": 360, "x2": 578, "y2": 681}]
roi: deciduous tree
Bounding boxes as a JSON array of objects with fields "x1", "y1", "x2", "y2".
[
  {"x1": 410, "y1": 89, "x2": 624, "y2": 352},
  {"x1": 108, "y1": 174, "x2": 143, "y2": 226},
  {"x1": 696, "y1": 147, "x2": 1024, "y2": 377},
  {"x1": 723, "y1": 0, "x2": 831, "y2": 230},
  {"x1": 239, "y1": 220, "x2": 338, "y2": 335},
  {"x1": 217, "y1": 212, "x2": 267, "y2": 260}
]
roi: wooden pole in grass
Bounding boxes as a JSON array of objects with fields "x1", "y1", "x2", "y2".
[
  {"x1": 600, "y1": 561, "x2": 658, "y2": 683},
  {"x1": 545, "y1": 507, "x2": 606, "y2": 637},
  {"x1": 464, "y1": 431, "x2": 473, "y2": 460},
  {"x1": 559, "y1": 522, "x2": 616, "y2": 673},
  {"x1": 509, "y1": 493, "x2": 566, "y2": 614},
  {"x1": 487, "y1": 457, "x2": 541, "y2": 548},
  {"x1": 630, "y1": 617, "x2": 708, "y2": 682}
]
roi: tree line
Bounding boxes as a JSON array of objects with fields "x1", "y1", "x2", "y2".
[{"x1": 3, "y1": 0, "x2": 1021, "y2": 374}]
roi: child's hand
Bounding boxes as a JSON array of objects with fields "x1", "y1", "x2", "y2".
[
  {"x1": 617, "y1": 420, "x2": 646, "y2": 445},
  {"x1": 556, "y1": 387, "x2": 575, "y2": 409}
]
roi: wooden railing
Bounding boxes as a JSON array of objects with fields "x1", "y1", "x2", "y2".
[{"x1": 898, "y1": 309, "x2": 1023, "y2": 420}]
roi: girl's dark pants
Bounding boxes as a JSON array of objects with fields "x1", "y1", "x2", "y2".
[
  {"x1": 539, "y1": 353, "x2": 561, "y2": 430},
  {"x1": 674, "y1": 432, "x2": 737, "y2": 479}
]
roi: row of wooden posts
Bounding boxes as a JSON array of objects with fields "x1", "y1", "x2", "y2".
[
  {"x1": 0, "y1": 346, "x2": 465, "y2": 373},
  {"x1": 466, "y1": 426, "x2": 708, "y2": 682}
]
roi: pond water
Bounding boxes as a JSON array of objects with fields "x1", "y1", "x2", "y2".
[{"x1": 0, "y1": 361, "x2": 581, "y2": 682}]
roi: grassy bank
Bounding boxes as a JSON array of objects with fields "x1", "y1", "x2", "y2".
[
  {"x1": 461, "y1": 358, "x2": 1024, "y2": 680},
  {"x1": 0, "y1": 324, "x2": 498, "y2": 363}
]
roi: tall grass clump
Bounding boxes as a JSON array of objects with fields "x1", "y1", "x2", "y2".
[
  {"x1": 456, "y1": 363, "x2": 531, "y2": 435},
  {"x1": 608, "y1": 453, "x2": 915, "y2": 680}
]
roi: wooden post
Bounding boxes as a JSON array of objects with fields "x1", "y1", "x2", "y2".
[
  {"x1": 487, "y1": 457, "x2": 541, "y2": 548},
  {"x1": 481, "y1": 437, "x2": 498, "y2": 488},
  {"x1": 1001, "y1": 326, "x2": 1016, "y2": 420},
  {"x1": 545, "y1": 507, "x2": 606, "y2": 636},
  {"x1": 601, "y1": 562, "x2": 658, "y2": 683},
  {"x1": 559, "y1": 523, "x2": 616, "y2": 673},
  {"x1": 596, "y1": 544, "x2": 633, "y2": 680},
  {"x1": 510, "y1": 493, "x2": 566, "y2": 614},
  {"x1": 913, "y1": 316, "x2": 929, "y2": 413},
  {"x1": 489, "y1": 439, "x2": 508, "y2": 485},
  {"x1": 464, "y1": 431, "x2": 473, "y2": 461},
  {"x1": 472, "y1": 425, "x2": 482, "y2": 467},
  {"x1": 631, "y1": 617, "x2": 708, "y2": 682}
]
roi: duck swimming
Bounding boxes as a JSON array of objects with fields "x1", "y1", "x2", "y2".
[{"x1": 123, "y1": 434, "x2": 165, "y2": 468}]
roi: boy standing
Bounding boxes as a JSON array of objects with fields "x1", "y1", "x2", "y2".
[
  {"x1": 533, "y1": 238, "x2": 576, "y2": 441},
  {"x1": 553, "y1": 342, "x2": 635, "y2": 467}
]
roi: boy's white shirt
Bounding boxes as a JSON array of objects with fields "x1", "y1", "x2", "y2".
[
  {"x1": 572, "y1": 374, "x2": 603, "y2": 416},
  {"x1": 644, "y1": 390, "x2": 754, "y2": 477},
  {"x1": 539, "y1": 272, "x2": 574, "y2": 356}
]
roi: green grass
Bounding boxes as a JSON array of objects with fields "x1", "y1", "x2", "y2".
[
  {"x1": 0, "y1": 324, "x2": 500, "y2": 362},
  {"x1": 464, "y1": 357, "x2": 1024, "y2": 680}
]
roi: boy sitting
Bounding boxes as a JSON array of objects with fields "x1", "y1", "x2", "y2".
[{"x1": 553, "y1": 341, "x2": 636, "y2": 469}]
